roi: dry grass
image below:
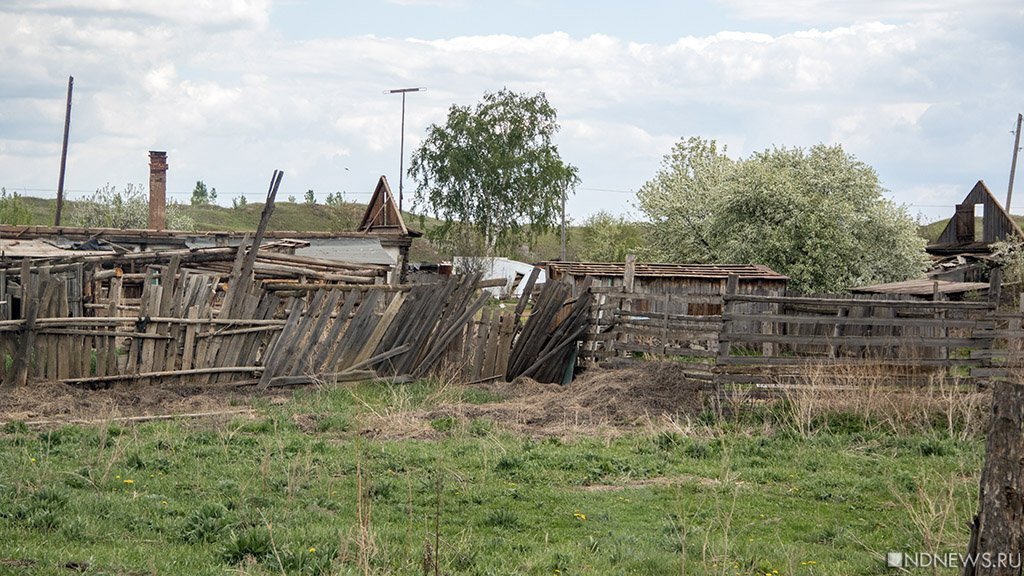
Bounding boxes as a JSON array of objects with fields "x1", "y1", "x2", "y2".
[{"x1": 779, "y1": 363, "x2": 989, "y2": 439}]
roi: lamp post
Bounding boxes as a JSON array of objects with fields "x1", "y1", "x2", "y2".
[{"x1": 386, "y1": 87, "x2": 425, "y2": 213}]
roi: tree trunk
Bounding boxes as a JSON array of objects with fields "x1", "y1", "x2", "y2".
[{"x1": 964, "y1": 380, "x2": 1024, "y2": 576}]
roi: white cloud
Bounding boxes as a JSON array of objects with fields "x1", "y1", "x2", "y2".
[
  {"x1": 718, "y1": 0, "x2": 1019, "y2": 23},
  {"x1": 3, "y1": 0, "x2": 270, "y2": 29},
  {"x1": 0, "y1": 2, "x2": 1020, "y2": 220}
]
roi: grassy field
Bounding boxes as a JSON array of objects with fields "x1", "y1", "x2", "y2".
[{"x1": 0, "y1": 371, "x2": 986, "y2": 576}]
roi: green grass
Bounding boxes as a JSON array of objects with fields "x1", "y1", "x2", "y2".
[{"x1": 0, "y1": 378, "x2": 983, "y2": 575}]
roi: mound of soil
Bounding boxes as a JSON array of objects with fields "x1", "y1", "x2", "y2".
[
  {"x1": 0, "y1": 381, "x2": 288, "y2": 425},
  {"x1": 363, "y1": 361, "x2": 706, "y2": 439}
]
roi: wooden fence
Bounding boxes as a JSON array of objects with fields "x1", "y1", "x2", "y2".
[
  {"x1": 0, "y1": 257, "x2": 590, "y2": 389},
  {"x1": 581, "y1": 276, "x2": 1022, "y2": 388}
]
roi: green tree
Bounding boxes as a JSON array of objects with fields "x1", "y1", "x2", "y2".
[
  {"x1": 193, "y1": 181, "x2": 214, "y2": 206},
  {"x1": 637, "y1": 138, "x2": 928, "y2": 293},
  {"x1": 0, "y1": 188, "x2": 31, "y2": 225},
  {"x1": 409, "y1": 88, "x2": 580, "y2": 256},
  {"x1": 71, "y1": 183, "x2": 194, "y2": 231},
  {"x1": 325, "y1": 192, "x2": 345, "y2": 207},
  {"x1": 231, "y1": 195, "x2": 247, "y2": 209},
  {"x1": 304, "y1": 189, "x2": 316, "y2": 205},
  {"x1": 576, "y1": 211, "x2": 643, "y2": 262}
]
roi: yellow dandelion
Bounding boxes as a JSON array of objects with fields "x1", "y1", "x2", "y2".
[
  {"x1": 161, "y1": 500, "x2": 168, "y2": 506},
  {"x1": 123, "y1": 479, "x2": 134, "y2": 485},
  {"x1": 30, "y1": 457, "x2": 36, "y2": 463},
  {"x1": 573, "y1": 512, "x2": 586, "y2": 521},
  {"x1": 308, "y1": 547, "x2": 316, "y2": 553}
]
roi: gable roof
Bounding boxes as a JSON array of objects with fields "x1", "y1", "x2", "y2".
[
  {"x1": 357, "y1": 175, "x2": 410, "y2": 236},
  {"x1": 929, "y1": 180, "x2": 1024, "y2": 254}
]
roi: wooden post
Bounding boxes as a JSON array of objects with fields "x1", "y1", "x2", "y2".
[
  {"x1": 618, "y1": 254, "x2": 636, "y2": 358},
  {"x1": 623, "y1": 254, "x2": 636, "y2": 295},
  {"x1": 717, "y1": 274, "x2": 739, "y2": 363},
  {"x1": 54, "y1": 76, "x2": 73, "y2": 227},
  {"x1": 963, "y1": 381, "x2": 1024, "y2": 576},
  {"x1": 1003, "y1": 111, "x2": 1019, "y2": 212},
  {"x1": 989, "y1": 268, "x2": 1004, "y2": 308},
  {"x1": 4, "y1": 261, "x2": 35, "y2": 388}
]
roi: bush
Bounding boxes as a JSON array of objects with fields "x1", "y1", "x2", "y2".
[
  {"x1": 0, "y1": 188, "x2": 31, "y2": 225},
  {"x1": 70, "y1": 183, "x2": 195, "y2": 231}
]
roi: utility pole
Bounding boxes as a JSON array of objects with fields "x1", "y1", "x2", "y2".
[
  {"x1": 54, "y1": 75, "x2": 74, "y2": 226},
  {"x1": 386, "y1": 87, "x2": 425, "y2": 213},
  {"x1": 1007, "y1": 112, "x2": 1022, "y2": 212},
  {"x1": 560, "y1": 188, "x2": 566, "y2": 260}
]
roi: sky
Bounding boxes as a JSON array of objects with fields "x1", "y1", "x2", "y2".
[{"x1": 0, "y1": 0, "x2": 1022, "y2": 225}]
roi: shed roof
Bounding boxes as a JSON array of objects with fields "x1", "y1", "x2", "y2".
[
  {"x1": 851, "y1": 278, "x2": 989, "y2": 296},
  {"x1": 544, "y1": 262, "x2": 787, "y2": 281}
]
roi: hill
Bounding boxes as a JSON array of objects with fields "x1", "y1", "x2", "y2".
[
  {"x1": 9, "y1": 196, "x2": 578, "y2": 263},
  {"x1": 24, "y1": 195, "x2": 1023, "y2": 262}
]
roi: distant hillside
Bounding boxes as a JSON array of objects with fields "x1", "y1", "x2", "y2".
[
  {"x1": 917, "y1": 215, "x2": 1024, "y2": 245},
  {"x1": 23, "y1": 195, "x2": 1013, "y2": 262},
  {"x1": 10, "y1": 196, "x2": 565, "y2": 263}
]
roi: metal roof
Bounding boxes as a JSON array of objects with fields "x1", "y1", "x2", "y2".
[{"x1": 0, "y1": 238, "x2": 114, "y2": 259}]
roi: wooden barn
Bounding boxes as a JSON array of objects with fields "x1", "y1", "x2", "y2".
[
  {"x1": 542, "y1": 260, "x2": 787, "y2": 315},
  {"x1": 926, "y1": 180, "x2": 1024, "y2": 282}
]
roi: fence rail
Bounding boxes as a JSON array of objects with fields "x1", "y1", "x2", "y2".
[{"x1": 583, "y1": 280, "x2": 1021, "y2": 389}]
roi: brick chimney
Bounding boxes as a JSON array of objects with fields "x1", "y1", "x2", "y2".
[{"x1": 148, "y1": 151, "x2": 167, "y2": 230}]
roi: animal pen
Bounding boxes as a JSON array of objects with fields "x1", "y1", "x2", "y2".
[{"x1": 0, "y1": 230, "x2": 1020, "y2": 396}]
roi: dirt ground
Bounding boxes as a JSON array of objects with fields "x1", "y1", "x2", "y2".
[
  {"x1": 362, "y1": 361, "x2": 707, "y2": 439},
  {"x1": 0, "y1": 361, "x2": 705, "y2": 436},
  {"x1": 0, "y1": 380, "x2": 287, "y2": 426}
]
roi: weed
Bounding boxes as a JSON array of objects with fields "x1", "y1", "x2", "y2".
[
  {"x1": 180, "y1": 503, "x2": 232, "y2": 544},
  {"x1": 429, "y1": 416, "x2": 456, "y2": 434},
  {"x1": 481, "y1": 508, "x2": 520, "y2": 529},
  {"x1": 222, "y1": 527, "x2": 273, "y2": 565}
]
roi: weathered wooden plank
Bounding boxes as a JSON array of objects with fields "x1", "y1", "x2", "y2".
[
  {"x1": 724, "y1": 332, "x2": 987, "y2": 349},
  {"x1": 353, "y1": 291, "x2": 404, "y2": 365},
  {"x1": 282, "y1": 290, "x2": 331, "y2": 376},
  {"x1": 311, "y1": 289, "x2": 361, "y2": 372},
  {"x1": 182, "y1": 306, "x2": 200, "y2": 370},
  {"x1": 725, "y1": 293, "x2": 995, "y2": 310},
  {"x1": 417, "y1": 291, "x2": 493, "y2": 377},
  {"x1": 612, "y1": 342, "x2": 717, "y2": 358},
  {"x1": 257, "y1": 297, "x2": 305, "y2": 388},
  {"x1": 721, "y1": 312, "x2": 992, "y2": 329},
  {"x1": 332, "y1": 290, "x2": 383, "y2": 371},
  {"x1": 717, "y1": 355, "x2": 981, "y2": 367},
  {"x1": 4, "y1": 261, "x2": 37, "y2": 389}
]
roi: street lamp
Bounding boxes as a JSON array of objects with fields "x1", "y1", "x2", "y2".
[{"x1": 385, "y1": 87, "x2": 426, "y2": 213}]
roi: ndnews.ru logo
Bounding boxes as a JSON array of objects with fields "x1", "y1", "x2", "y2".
[{"x1": 887, "y1": 551, "x2": 1022, "y2": 570}]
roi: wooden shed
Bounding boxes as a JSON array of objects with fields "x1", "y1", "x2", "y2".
[
  {"x1": 542, "y1": 261, "x2": 788, "y2": 315},
  {"x1": 927, "y1": 180, "x2": 1024, "y2": 256}
]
